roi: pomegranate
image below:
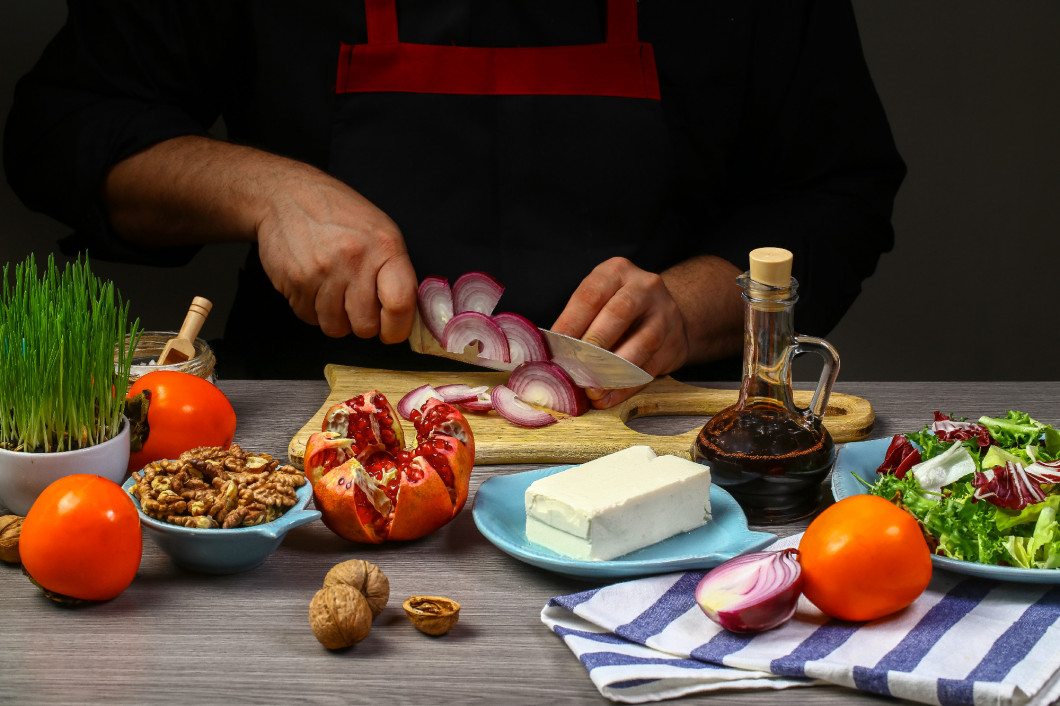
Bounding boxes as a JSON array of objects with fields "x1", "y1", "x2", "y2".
[{"x1": 304, "y1": 391, "x2": 474, "y2": 543}]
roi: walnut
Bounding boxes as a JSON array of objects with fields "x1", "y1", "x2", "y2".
[
  {"x1": 402, "y1": 595, "x2": 460, "y2": 636},
  {"x1": 309, "y1": 584, "x2": 373, "y2": 650},
  {"x1": 323, "y1": 559, "x2": 390, "y2": 618},
  {"x1": 0, "y1": 515, "x2": 23, "y2": 563},
  {"x1": 128, "y1": 445, "x2": 306, "y2": 528}
]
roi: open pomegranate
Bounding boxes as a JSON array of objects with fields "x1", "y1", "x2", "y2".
[{"x1": 304, "y1": 391, "x2": 474, "y2": 543}]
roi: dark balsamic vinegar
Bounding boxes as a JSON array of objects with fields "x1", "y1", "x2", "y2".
[{"x1": 693, "y1": 400, "x2": 835, "y2": 523}]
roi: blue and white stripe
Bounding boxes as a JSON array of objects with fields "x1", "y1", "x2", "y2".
[{"x1": 541, "y1": 535, "x2": 1060, "y2": 705}]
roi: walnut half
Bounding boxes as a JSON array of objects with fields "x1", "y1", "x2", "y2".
[{"x1": 402, "y1": 595, "x2": 461, "y2": 636}]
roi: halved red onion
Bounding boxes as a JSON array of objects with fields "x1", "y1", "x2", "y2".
[
  {"x1": 397, "y1": 384, "x2": 441, "y2": 420},
  {"x1": 508, "y1": 361, "x2": 588, "y2": 417},
  {"x1": 452, "y1": 271, "x2": 504, "y2": 316},
  {"x1": 442, "y1": 311, "x2": 511, "y2": 362},
  {"x1": 695, "y1": 549, "x2": 803, "y2": 633},
  {"x1": 417, "y1": 276, "x2": 454, "y2": 343},
  {"x1": 490, "y1": 385, "x2": 556, "y2": 428},
  {"x1": 434, "y1": 383, "x2": 490, "y2": 404},
  {"x1": 492, "y1": 312, "x2": 550, "y2": 365},
  {"x1": 457, "y1": 392, "x2": 494, "y2": 413}
]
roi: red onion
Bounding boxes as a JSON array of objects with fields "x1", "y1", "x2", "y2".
[
  {"x1": 434, "y1": 383, "x2": 490, "y2": 404},
  {"x1": 442, "y1": 311, "x2": 511, "y2": 362},
  {"x1": 417, "y1": 276, "x2": 453, "y2": 343},
  {"x1": 695, "y1": 549, "x2": 803, "y2": 633},
  {"x1": 492, "y1": 312, "x2": 550, "y2": 365},
  {"x1": 490, "y1": 385, "x2": 556, "y2": 428},
  {"x1": 398, "y1": 384, "x2": 440, "y2": 420},
  {"x1": 457, "y1": 391, "x2": 494, "y2": 413},
  {"x1": 508, "y1": 361, "x2": 588, "y2": 417},
  {"x1": 452, "y1": 271, "x2": 504, "y2": 316}
]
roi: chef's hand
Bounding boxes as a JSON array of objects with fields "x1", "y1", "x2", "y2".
[
  {"x1": 105, "y1": 135, "x2": 419, "y2": 344},
  {"x1": 551, "y1": 255, "x2": 744, "y2": 409},
  {"x1": 551, "y1": 257, "x2": 689, "y2": 408},
  {"x1": 255, "y1": 170, "x2": 418, "y2": 343}
]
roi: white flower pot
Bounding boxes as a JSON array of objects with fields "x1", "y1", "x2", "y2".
[{"x1": 0, "y1": 420, "x2": 131, "y2": 516}]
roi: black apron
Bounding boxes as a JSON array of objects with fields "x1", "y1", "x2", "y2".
[{"x1": 223, "y1": 0, "x2": 679, "y2": 378}]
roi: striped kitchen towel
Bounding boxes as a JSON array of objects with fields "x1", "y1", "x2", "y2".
[{"x1": 541, "y1": 534, "x2": 1060, "y2": 705}]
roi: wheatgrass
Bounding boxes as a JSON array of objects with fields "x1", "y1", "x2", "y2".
[{"x1": 0, "y1": 254, "x2": 141, "y2": 452}]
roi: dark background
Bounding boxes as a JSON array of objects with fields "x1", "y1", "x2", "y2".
[{"x1": 2, "y1": 2, "x2": 1057, "y2": 382}]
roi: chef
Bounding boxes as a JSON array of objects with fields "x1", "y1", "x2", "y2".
[{"x1": 4, "y1": 0, "x2": 904, "y2": 406}]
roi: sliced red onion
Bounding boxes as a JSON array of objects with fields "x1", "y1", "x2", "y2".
[
  {"x1": 417, "y1": 276, "x2": 454, "y2": 343},
  {"x1": 452, "y1": 271, "x2": 505, "y2": 316},
  {"x1": 508, "y1": 361, "x2": 588, "y2": 417},
  {"x1": 457, "y1": 392, "x2": 494, "y2": 413},
  {"x1": 397, "y1": 384, "x2": 440, "y2": 421},
  {"x1": 442, "y1": 311, "x2": 511, "y2": 362},
  {"x1": 492, "y1": 312, "x2": 550, "y2": 365},
  {"x1": 490, "y1": 385, "x2": 556, "y2": 428},
  {"x1": 434, "y1": 383, "x2": 490, "y2": 404},
  {"x1": 695, "y1": 549, "x2": 803, "y2": 633}
]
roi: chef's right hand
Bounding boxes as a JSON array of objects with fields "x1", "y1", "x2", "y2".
[{"x1": 255, "y1": 168, "x2": 419, "y2": 343}]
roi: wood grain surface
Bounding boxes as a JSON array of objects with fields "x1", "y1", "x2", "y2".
[
  {"x1": 4, "y1": 381, "x2": 1059, "y2": 706},
  {"x1": 287, "y1": 364, "x2": 876, "y2": 468}
]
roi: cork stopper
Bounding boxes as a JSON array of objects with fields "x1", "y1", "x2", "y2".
[{"x1": 748, "y1": 247, "x2": 793, "y2": 288}]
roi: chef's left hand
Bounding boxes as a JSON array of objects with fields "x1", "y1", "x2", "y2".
[{"x1": 551, "y1": 257, "x2": 689, "y2": 409}]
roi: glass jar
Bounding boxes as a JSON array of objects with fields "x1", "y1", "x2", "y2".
[{"x1": 122, "y1": 331, "x2": 217, "y2": 384}]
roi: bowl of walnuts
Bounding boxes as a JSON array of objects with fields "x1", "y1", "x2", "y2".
[{"x1": 123, "y1": 444, "x2": 320, "y2": 574}]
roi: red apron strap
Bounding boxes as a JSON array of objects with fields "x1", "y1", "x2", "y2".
[
  {"x1": 365, "y1": 0, "x2": 398, "y2": 44},
  {"x1": 336, "y1": 0, "x2": 659, "y2": 99},
  {"x1": 606, "y1": 0, "x2": 639, "y2": 44}
]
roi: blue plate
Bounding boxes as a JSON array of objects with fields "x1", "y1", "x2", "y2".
[
  {"x1": 472, "y1": 466, "x2": 776, "y2": 580},
  {"x1": 832, "y1": 437, "x2": 1060, "y2": 584}
]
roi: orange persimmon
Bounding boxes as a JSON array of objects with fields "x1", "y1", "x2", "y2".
[{"x1": 799, "y1": 494, "x2": 932, "y2": 621}]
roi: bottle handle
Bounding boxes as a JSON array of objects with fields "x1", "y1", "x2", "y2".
[{"x1": 790, "y1": 335, "x2": 840, "y2": 422}]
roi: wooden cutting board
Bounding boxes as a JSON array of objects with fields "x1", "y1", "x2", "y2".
[{"x1": 287, "y1": 364, "x2": 875, "y2": 468}]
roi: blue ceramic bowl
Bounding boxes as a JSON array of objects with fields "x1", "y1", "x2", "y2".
[{"x1": 122, "y1": 476, "x2": 320, "y2": 574}]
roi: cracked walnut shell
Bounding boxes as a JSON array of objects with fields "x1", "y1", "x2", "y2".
[
  {"x1": 323, "y1": 559, "x2": 390, "y2": 618},
  {"x1": 403, "y1": 595, "x2": 460, "y2": 636},
  {"x1": 309, "y1": 584, "x2": 373, "y2": 650}
]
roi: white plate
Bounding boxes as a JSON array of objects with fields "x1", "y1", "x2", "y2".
[
  {"x1": 832, "y1": 437, "x2": 1060, "y2": 584},
  {"x1": 472, "y1": 465, "x2": 776, "y2": 580}
]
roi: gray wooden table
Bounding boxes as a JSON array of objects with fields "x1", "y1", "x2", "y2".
[{"x1": 2, "y1": 380, "x2": 1056, "y2": 705}]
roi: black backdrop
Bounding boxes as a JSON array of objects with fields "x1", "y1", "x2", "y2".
[{"x1": 2, "y1": 1, "x2": 1057, "y2": 382}]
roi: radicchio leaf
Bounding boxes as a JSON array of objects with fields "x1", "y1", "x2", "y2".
[
  {"x1": 972, "y1": 462, "x2": 1049, "y2": 510},
  {"x1": 876, "y1": 434, "x2": 922, "y2": 479},
  {"x1": 931, "y1": 411, "x2": 994, "y2": 447}
]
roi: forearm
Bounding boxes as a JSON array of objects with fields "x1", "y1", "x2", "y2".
[
  {"x1": 104, "y1": 135, "x2": 312, "y2": 247},
  {"x1": 661, "y1": 254, "x2": 744, "y2": 366}
]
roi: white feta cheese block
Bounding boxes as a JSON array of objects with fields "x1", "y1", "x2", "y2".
[{"x1": 524, "y1": 445, "x2": 712, "y2": 561}]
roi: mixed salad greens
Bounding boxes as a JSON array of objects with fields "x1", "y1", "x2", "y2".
[{"x1": 864, "y1": 411, "x2": 1060, "y2": 570}]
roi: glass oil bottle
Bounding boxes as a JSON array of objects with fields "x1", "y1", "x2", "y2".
[{"x1": 692, "y1": 247, "x2": 840, "y2": 523}]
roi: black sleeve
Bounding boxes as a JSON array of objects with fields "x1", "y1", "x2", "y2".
[
  {"x1": 709, "y1": 0, "x2": 906, "y2": 336},
  {"x1": 3, "y1": 1, "x2": 244, "y2": 266}
]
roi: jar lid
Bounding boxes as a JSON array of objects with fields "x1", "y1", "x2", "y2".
[{"x1": 749, "y1": 247, "x2": 793, "y2": 287}]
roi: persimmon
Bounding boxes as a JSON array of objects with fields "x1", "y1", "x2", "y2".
[
  {"x1": 20, "y1": 475, "x2": 142, "y2": 602},
  {"x1": 126, "y1": 371, "x2": 237, "y2": 473},
  {"x1": 798, "y1": 494, "x2": 932, "y2": 621}
]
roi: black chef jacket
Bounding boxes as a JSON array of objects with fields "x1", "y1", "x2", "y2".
[{"x1": 4, "y1": 0, "x2": 905, "y2": 380}]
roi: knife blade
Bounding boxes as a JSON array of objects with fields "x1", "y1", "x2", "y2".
[{"x1": 407, "y1": 313, "x2": 653, "y2": 389}]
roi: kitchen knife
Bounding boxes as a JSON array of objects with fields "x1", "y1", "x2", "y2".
[{"x1": 407, "y1": 313, "x2": 653, "y2": 389}]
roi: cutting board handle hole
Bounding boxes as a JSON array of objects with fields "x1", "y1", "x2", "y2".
[{"x1": 625, "y1": 414, "x2": 707, "y2": 437}]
